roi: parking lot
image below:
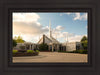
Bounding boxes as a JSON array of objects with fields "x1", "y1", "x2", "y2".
[{"x1": 13, "y1": 52, "x2": 88, "y2": 63}]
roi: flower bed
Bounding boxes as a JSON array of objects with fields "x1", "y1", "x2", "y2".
[
  {"x1": 13, "y1": 50, "x2": 39, "y2": 57},
  {"x1": 40, "y1": 50, "x2": 52, "y2": 52}
]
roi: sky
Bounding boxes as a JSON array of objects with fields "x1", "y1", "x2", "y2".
[{"x1": 13, "y1": 12, "x2": 88, "y2": 43}]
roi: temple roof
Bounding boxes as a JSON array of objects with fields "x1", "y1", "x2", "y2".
[{"x1": 38, "y1": 34, "x2": 59, "y2": 44}]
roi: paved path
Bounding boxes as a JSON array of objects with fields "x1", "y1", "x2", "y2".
[{"x1": 13, "y1": 52, "x2": 88, "y2": 63}]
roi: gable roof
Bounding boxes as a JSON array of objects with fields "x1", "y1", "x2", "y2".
[{"x1": 38, "y1": 34, "x2": 59, "y2": 44}]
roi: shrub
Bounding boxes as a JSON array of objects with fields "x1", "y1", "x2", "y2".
[
  {"x1": 27, "y1": 50, "x2": 34, "y2": 53},
  {"x1": 78, "y1": 50, "x2": 88, "y2": 54},
  {"x1": 36, "y1": 50, "x2": 39, "y2": 53},
  {"x1": 58, "y1": 50, "x2": 88, "y2": 54},
  {"x1": 13, "y1": 50, "x2": 18, "y2": 54},
  {"x1": 19, "y1": 46, "x2": 25, "y2": 50},
  {"x1": 18, "y1": 50, "x2": 26, "y2": 53},
  {"x1": 39, "y1": 43, "x2": 48, "y2": 51},
  {"x1": 72, "y1": 50, "x2": 88, "y2": 54},
  {"x1": 58, "y1": 50, "x2": 61, "y2": 52}
]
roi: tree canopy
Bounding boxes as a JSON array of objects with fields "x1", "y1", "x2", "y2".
[
  {"x1": 13, "y1": 39, "x2": 17, "y2": 47},
  {"x1": 39, "y1": 43, "x2": 48, "y2": 51},
  {"x1": 14, "y1": 36, "x2": 25, "y2": 43},
  {"x1": 81, "y1": 36, "x2": 88, "y2": 50},
  {"x1": 81, "y1": 36, "x2": 87, "y2": 42}
]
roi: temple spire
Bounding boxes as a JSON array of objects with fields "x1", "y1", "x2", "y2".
[
  {"x1": 67, "y1": 34, "x2": 68, "y2": 42},
  {"x1": 49, "y1": 20, "x2": 52, "y2": 38}
]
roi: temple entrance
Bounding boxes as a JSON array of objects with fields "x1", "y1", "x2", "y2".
[
  {"x1": 49, "y1": 45, "x2": 52, "y2": 51},
  {"x1": 48, "y1": 44, "x2": 60, "y2": 52}
]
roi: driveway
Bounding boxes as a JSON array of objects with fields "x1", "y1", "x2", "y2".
[{"x1": 13, "y1": 52, "x2": 88, "y2": 63}]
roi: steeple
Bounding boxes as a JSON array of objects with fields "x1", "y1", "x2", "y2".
[
  {"x1": 67, "y1": 34, "x2": 68, "y2": 42},
  {"x1": 49, "y1": 20, "x2": 52, "y2": 38}
]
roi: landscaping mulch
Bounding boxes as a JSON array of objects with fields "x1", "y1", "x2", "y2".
[{"x1": 13, "y1": 52, "x2": 39, "y2": 57}]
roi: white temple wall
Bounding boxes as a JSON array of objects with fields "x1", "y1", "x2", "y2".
[
  {"x1": 13, "y1": 43, "x2": 36, "y2": 50},
  {"x1": 66, "y1": 42, "x2": 76, "y2": 51},
  {"x1": 13, "y1": 43, "x2": 25, "y2": 50}
]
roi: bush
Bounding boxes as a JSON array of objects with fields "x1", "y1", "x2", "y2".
[
  {"x1": 27, "y1": 50, "x2": 34, "y2": 53},
  {"x1": 18, "y1": 50, "x2": 26, "y2": 53},
  {"x1": 13, "y1": 50, "x2": 18, "y2": 54},
  {"x1": 72, "y1": 50, "x2": 88, "y2": 54},
  {"x1": 36, "y1": 50, "x2": 39, "y2": 53},
  {"x1": 19, "y1": 46, "x2": 25, "y2": 50},
  {"x1": 78, "y1": 50, "x2": 88, "y2": 54},
  {"x1": 39, "y1": 43, "x2": 48, "y2": 51},
  {"x1": 58, "y1": 50, "x2": 88, "y2": 54}
]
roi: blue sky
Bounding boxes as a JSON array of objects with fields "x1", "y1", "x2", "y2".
[
  {"x1": 38, "y1": 13, "x2": 87, "y2": 35},
  {"x1": 13, "y1": 12, "x2": 87, "y2": 43}
]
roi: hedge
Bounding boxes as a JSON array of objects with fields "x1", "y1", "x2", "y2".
[{"x1": 58, "y1": 50, "x2": 88, "y2": 54}]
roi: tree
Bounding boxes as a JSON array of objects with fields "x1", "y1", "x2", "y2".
[
  {"x1": 39, "y1": 43, "x2": 48, "y2": 51},
  {"x1": 14, "y1": 36, "x2": 25, "y2": 43},
  {"x1": 81, "y1": 36, "x2": 87, "y2": 42},
  {"x1": 13, "y1": 39, "x2": 17, "y2": 47},
  {"x1": 81, "y1": 36, "x2": 88, "y2": 50}
]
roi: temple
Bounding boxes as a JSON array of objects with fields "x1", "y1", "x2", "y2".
[
  {"x1": 37, "y1": 20, "x2": 82, "y2": 51},
  {"x1": 13, "y1": 21, "x2": 83, "y2": 51}
]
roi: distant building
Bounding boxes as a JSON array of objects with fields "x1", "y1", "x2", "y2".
[
  {"x1": 13, "y1": 42, "x2": 38, "y2": 50},
  {"x1": 62, "y1": 42, "x2": 83, "y2": 51}
]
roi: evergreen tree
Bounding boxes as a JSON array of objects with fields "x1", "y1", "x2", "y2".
[
  {"x1": 39, "y1": 43, "x2": 48, "y2": 51},
  {"x1": 81, "y1": 36, "x2": 88, "y2": 50},
  {"x1": 13, "y1": 39, "x2": 17, "y2": 47}
]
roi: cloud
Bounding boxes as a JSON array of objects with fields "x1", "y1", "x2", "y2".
[
  {"x1": 13, "y1": 13, "x2": 87, "y2": 43},
  {"x1": 52, "y1": 29, "x2": 86, "y2": 42},
  {"x1": 13, "y1": 13, "x2": 49, "y2": 43},
  {"x1": 13, "y1": 22, "x2": 49, "y2": 35},
  {"x1": 65, "y1": 12, "x2": 72, "y2": 15},
  {"x1": 68, "y1": 35, "x2": 84, "y2": 42},
  {"x1": 13, "y1": 13, "x2": 49, "y2": 36},
  {"x1": 73, "y1": 13, "x2": 80, "y2": 20},
  {"x1": 86, "y1": 25, "x2": 88, "y2": 29},
  {"x1": 74, "y1": 13, "x2": 87, "y2": 20},
  {"x1": 65, "y1": 12, "x2": 87, "y2": 21},
  {"x1": 13, "y1": 13, "x2": 40, "y2": 22},
  {"x1": 55, "y1": 26, "x2": 64, "y2": 31},
  {"x1": 13, "y1": 34, "x2": 40, "y2": 43}
]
